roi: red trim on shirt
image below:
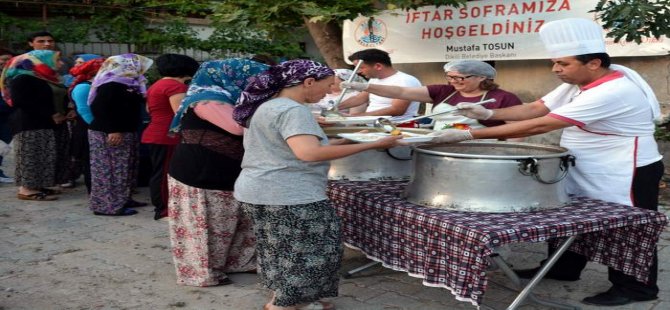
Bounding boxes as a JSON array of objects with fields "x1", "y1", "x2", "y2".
[
  {"x1": 629, "y1": 137, "x2": 638, "y2": 207},
  {"x1": 580, "y1": 71, "x2": 624, "y2": 91},
  {"x1": 576, "y1": 126, "x2": 621, "y2": 136},
  {"x1": 547, "y1": 113, "x2": 584, "y2": 127}
]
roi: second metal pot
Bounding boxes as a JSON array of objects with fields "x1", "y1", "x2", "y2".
[{"x1": 404, "y1": 141, "x2": 575, "y2": 212}]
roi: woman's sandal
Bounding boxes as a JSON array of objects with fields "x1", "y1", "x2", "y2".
[
  {"x1": 40, "y1": 188, "x2": 63, "y2": 195},
  {"x1": 93, "y1": 208, "x2": 138, "y2": 216},
  {"x1": 17, "y1": 192, "x2": 58, "y2": 201}
]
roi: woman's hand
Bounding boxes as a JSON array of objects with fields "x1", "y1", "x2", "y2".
[
  {"x1": 428, "y1": 129, "x2": 473, "y2": 143},
  {"x1": 315, "y1": 116, "x2": 336, "y2": 127},
  {"x1": 371, "y1": 135, "x2": 402, "y2": 149},
  {"x1": 52, "y1": 113, "x2": 67, "y2": 124},
  {"x1": 340, "y1": 81, "x2": 369, "y2": 91},
  {"x1": 65, "y1": 109, "x2": 78, "y2": 120},
  {"x1": 455, "y1": 102, "x2": 494, "y2": 120},
  {"x1": 107, "y1": 132, "x2": 123, "y2": 146}
]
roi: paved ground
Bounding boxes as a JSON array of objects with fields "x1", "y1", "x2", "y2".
[{"x1": 1, "y1": 150, "x2": 669, "y2": 310}]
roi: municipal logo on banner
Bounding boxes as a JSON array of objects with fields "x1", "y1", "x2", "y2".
[{"x1": 355, "y1": 17, "x2": 387, "y2": 47}]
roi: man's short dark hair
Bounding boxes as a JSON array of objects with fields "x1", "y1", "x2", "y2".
[
  {"x1": 27, "y1": 31, "x2": 55, "y2": 42},
  {"x1": 575, "y1": 53, "x2": 611, "y2": 68},
  {"x1": 348, "y1": 48, "x2": 392, "y2": 67},
  {"x1": 155, "y1": 54, "x2": 200, "y2": 77}
]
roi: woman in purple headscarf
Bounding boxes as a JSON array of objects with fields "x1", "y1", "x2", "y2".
[
  {"x1": 88, "y1": 53, "x2": 152, "y2": 216},
  {"x1": 233, "y1": 59, "x2": 400, "y2": 310}
]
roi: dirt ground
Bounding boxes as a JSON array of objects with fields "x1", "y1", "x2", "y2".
[{"x1": 1, "y1": 151, "x2": 669, "y2": 310}]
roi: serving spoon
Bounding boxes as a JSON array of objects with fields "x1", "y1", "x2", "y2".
[
  {"x1": 321, "y1": 60, "x2": 364, "y2": 117},
  {"x1": 374, "y1": 98, "x2": 497, "y2": 134}
]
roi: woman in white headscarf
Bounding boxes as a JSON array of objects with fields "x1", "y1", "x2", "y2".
[{"x1": 88, "y1": 53, "x2": 153, "y2": 216}]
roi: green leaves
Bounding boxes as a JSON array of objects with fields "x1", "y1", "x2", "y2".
[{"x1": 591, "y1": 0, "x2": 670, "y2": 43}]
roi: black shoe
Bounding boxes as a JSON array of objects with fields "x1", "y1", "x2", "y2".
[
  {"x1": 124, "y1": 200, "x2": 149, "y2": 208},
  {"x1": 582, "y1": 289, "x2": 657, "y2": 306},
  {"x1": 513, "y1": 267, "x2": 580, "y2": 281},
  {"x1": 153, "y1": 208, "x2": 167, "y2": 221}
]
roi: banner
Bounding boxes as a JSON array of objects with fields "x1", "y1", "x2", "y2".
[{"x1": 342, "y1": 0, "x2": 670, "y2": 63}]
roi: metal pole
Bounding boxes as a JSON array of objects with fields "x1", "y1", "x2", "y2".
[
  {"x1": 343, "y1": 261, "x2": 380, "y2": 278},
  {"x1": 506, "y1": 236, "x2": 577, "y2": 310}
]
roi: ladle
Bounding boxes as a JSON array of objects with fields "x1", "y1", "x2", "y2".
[
  {"x1": 321, "y1": 60, "x2": 364, "y2": 117},
  {"x1": 374, "y1": 98, "x2": 497, "y2": 134}
]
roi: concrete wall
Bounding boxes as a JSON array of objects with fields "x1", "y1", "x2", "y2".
[{"x1": 394, "y1": 55, "x2": 670, "y2": 144}]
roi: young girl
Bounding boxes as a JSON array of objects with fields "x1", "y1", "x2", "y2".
[{"x1": 233, "y1": 59, "x2": 400, "y2": 310}]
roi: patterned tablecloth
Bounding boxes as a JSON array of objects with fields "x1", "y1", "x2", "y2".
[{"x1": 327, "y1": 180, "x2": 668, "y2": 306}]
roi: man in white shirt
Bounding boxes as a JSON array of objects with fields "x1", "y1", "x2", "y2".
[
  {"x1": 432, "y1": 18, "x2": 663, "y2": 307},
  {"x1": 338, "y1": 48, "x2": 421, "y2": 122}
]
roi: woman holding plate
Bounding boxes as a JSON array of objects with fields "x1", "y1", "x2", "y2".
[{"x1": 233, "y1": 59, "x2": 400, "y2": 310}]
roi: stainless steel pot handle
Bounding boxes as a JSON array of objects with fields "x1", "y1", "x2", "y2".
[
  {"x1": 384, "y1": 148, "x2": 413, "y2": 161},
  {"x1": 517, "y1": 155, "x2": 576, "y2": 184}
]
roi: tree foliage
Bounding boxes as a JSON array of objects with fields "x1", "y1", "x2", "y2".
[
  {"x1": 591, "y1": 0, "x2": 670, "y2": 43},
  {"x1": 206, "y1": 0, "x2": 466, "y2": 66},
  {"x1": 0, "y1": 0, "x2": 668, "y2": 63}
]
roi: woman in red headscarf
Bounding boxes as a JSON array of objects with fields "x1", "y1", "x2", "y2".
[{"x1": 68, "y1": 57, "x2": 104, "y2": 193}]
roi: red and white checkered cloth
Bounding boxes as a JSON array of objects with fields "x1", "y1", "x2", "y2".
[{"x1": 327, "y1": 180, "x2": 668, "y2": 306}]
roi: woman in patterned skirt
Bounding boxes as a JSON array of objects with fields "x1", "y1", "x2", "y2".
[
  {"x1": 232, "y1": 59, "x2": 401, "y2": 310},
  {"x1": 0, "y1": 50, "x2": 66, "y2": 201},
  {"x1": 88, "y1": 54, "x2": 153, "y2": 216},
  {"x1": 166, "y1": 58, "x2": 269, "y2": 286},
  {"x1": 68, "y1": 57, "x2": 104, "y2": 193}
]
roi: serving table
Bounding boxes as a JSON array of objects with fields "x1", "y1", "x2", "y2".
[{"x1": 327, "y1": 180, "x2": 668, "y2": 309}]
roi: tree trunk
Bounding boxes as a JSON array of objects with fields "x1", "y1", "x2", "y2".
[{"x1": 303, "y1": 18, "x2": 348, "y2": 68}]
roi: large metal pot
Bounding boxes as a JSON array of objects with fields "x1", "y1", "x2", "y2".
[
  {"x1": 324, "y1": 127, "x2": 432, "y2": 181},
  {"x1": 404, "y1": 141, "x2": 575, "y2": 212}
]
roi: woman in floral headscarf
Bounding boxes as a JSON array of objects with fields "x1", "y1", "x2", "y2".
[
  {"x1": 0, "y1": 50, "x2": 66, "y2": 201},
  {"x1": 68, "y1": 56, "x2": 104, "y2": 193},
  {"x1": 88, "y1": 53, "x2": 152, "y2": 216},
  {"x1": 166, "y1": 58, "x2": 268, "y2": 287},
  {"x1": 233, "y1": 59, "x2": 400, "y2": 310}
]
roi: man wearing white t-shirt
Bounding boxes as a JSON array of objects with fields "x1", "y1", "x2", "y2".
[
  {"x1": 431, "y1": 18, "x2": 663, "y2": 307},
  {"x1": 338, "y1": 49, "x2": 421, "y2": 122}
]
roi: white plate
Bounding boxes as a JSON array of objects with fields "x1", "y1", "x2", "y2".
[
  {"x1": 322, "y1": 116, "x2": 391, "y2": 125},
  {"x1": 337, "y1": 132, "x2": 434, "y2": 143}
]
